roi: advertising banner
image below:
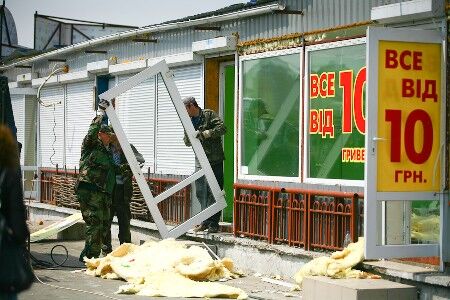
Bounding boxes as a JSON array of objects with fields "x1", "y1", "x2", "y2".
[
  {"x1": 308, "y1": 43, "x2": 366, "y2": 180},
  {"x1": 377, "y1": 41, "x2": 442, "y2": 192}
]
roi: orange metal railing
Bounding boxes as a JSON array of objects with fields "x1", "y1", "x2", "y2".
[
  {"x1": 39, "y1": 168, "x2": 191, "y2": 225},
  {"x1": 272, "y1": 188, "x2": 308, "y2": 247},
  {"x1": 233, "y1": 184, "x2": 273, "y2": 241},
  {"x1": 234, "y1": 183, "x2": 364, "y2": 251},
  {"x1": 308, "y1": 194, "x2": 353, "y2": 251}
]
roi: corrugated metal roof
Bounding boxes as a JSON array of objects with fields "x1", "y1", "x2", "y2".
[{"x1": 156, "y1": 0, "x2": 278, "y2": 25}]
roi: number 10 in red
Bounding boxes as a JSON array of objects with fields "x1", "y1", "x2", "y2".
[{"x1": 385, "y1": 109, "x2": 433, "y2": 164}]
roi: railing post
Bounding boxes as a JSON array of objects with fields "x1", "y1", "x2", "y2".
[
  {"x1": 306, "y1": 192, "x2": 311, "y2": 251},
  {"x1": 268, "y1": 189, "x2": 273, "y2": 243},
  {"x1": 233, "y1": 185, "x2": 238, "y2": 236},
  {"x1": 352, "y1": 193, "x2": 359, "y2": 242}
]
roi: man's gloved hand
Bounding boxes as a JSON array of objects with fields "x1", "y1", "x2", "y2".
[
  {"x1": 98, "y1": 99, "x2": 110, "y2": 110},
  {"x1": 119, "y1": 163, "x2": 132, "y2": 178},
  {"x1": 202, "y1": 130, "x2": 212, "y2": 139},
  {"x1": 195, "y1": 130, "x2": 211, "y2": 141},
  {"x1": 195, "y1": 130, "x2": 204, "y2": 141}
]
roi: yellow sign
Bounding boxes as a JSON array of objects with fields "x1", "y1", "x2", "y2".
[{"x1": 377, "y1": 41, "x2": 441, "y2": 192}]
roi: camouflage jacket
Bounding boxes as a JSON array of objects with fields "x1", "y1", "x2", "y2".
[
  {"x1": 183, "y1": 109, "x2": 226, "y2": 164},
  {"x1": 76, "y1": 115, "x2": 116, "y2": 195}
]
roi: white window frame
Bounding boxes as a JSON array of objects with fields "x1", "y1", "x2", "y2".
[
  {"x1": 365, "y1": 27, "x2": 446, "y2": 265},
  {"x1": 99, "y1": 60, "x2": 226, "y2": 239},
  {"x1": 238, "y1": 48, "x2": 302, "y2": 183},
  {"x1": 303, "y1": 38, "x2": 366, "y2": 187}
]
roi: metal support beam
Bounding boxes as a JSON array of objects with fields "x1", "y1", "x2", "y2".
[
  {"x1": 84, "y1": 50, "x2": 107, "y2": 54},
  {"x1": 47, "y1": 58, "x2": 66, "y2": 62},
  {"x1": 132, "y1": 38, "x2": 158, "y2": 43},
  {"x1": 194, "y1": 26, "x2": 221, "y2": 31},
  {"x1": 275, "y1": 10, "x2": 304, "y2": 15}
]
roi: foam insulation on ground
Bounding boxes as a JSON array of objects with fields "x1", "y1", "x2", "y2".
[
  {"x1": 294, "y1": 237, "x2": 380, "y2": 286},
  {"x1": 83, "y1": 239, "x2": 248, "y2": 299}
]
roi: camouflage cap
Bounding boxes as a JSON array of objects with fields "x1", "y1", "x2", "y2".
[{"x1": 99, "y1": 124, "x2": 114, "y2": 135}]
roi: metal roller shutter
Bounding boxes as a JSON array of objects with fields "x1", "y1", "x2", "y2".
[
  {"x1": 116, "y1": 74, "x2": 156, "y2": 172},
  {"x1": 39, "y1": 86, "x2": 65, "y2": 168},
  {"x1": 65, "y1": 81, "x2": 95, "y2": 168},
  {"x1": 156, "y1": 64, "x2": 203, "y2": 175},
  {"x1": 10, "y1": 94, "x2": 25, "y2": 165},
  {"x1": 24, "y1": 95, "x2": 37, "y2": 167}
]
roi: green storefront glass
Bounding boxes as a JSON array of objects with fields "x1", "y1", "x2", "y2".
[
  {"x1": 241, "y1": 53, "x2": 300, "y2": 177},
  {"x1": 308, "y1": 44, "x2": 366, "y2": 180}
]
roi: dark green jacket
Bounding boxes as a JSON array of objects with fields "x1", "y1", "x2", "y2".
[
  {"x1": 76, "y1": 116, "x2": 116, "y2": 195},
  {"x1": 112, "y1": 146, "x2": 134, "y2": 200},
  {"x1": 184, "y1": 109, "x2": 226, "y2": 164}
]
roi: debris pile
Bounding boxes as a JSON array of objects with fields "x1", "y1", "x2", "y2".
[
  {"x1": 83, "y1": 239, "x2": 248, "y2": 299},
  {"x1": 294, "y1": 237, "x2": 380, "y2": 286}
]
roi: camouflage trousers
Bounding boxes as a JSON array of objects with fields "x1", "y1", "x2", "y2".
[
  {"x1": 76, "y1": 186, "x2": 111, "y2": 260},
  {"x1": 101, "y1": 183, "x2": 131, "y2": 253}
]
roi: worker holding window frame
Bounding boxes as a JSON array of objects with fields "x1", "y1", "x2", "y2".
[
  {"x1": 183, "y1": 96, "x2": 226, "y2": 233},
  {"x1": 75, "y1": 114, "x2": 116, "y2": 261},
  {"x1": 99, "y1": 99, "x2": 145, "y2": 254}
]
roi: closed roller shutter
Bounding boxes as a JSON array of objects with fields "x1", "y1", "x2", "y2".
[
  {"x1": 65, "y1": 81, "x2": 95, "y2": 168},
  {"x1": 24, "y1": 95, "x2": 37, "y2": 167},
  {"x1": 156, "y1": 64, "x2": 203, "y2": 175},
  {"x1": 39, "y1": 86, "x2": 64, "y2": 168},
  {"x1": 116, "y1": 74, "x2": 155, "y2": 172},
  {"x1": 10, "y1": 94, "x2": 25, "y2": 165}
]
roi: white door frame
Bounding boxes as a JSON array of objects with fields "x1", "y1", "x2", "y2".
[
  {"x1": 99, "y1": 60, "x2": 226, "y2": 239},
  {"x1": 365, "y1": 27, "x2": 446, "y2": 264}
]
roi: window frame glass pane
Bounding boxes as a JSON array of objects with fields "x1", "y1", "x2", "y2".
[
  {"x1": 238, "y1": 48, "x2": 302, "y2": 182},
  {"x1": 304, "y1": 38, "x2": 366, "y2": 186}
]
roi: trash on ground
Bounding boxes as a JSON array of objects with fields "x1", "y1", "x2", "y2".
[
  {"x1": 83, "y1": 239, "x2": 248, "y2": 299},
  {"x1": 294, "y1": 237, "x2": 381, "y2": 287}
]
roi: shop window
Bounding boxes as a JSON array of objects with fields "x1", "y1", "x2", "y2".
[
  {"x1": 240, "y1": 52, "x2": 300, "y2": 178},
  {"x1": 305, "y1": 41, "x2": 366, "y2": 183}
]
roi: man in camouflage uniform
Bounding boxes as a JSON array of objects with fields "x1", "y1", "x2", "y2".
[
  {"x1": 183, "y1": 96, "x2": 226, "y2": 233},
  {"x1": 102, "y1": 138, "x2": 144, "y2": 254},
  {"x1": 75, "y1": 114, "x2": 116, "y2": 261}
]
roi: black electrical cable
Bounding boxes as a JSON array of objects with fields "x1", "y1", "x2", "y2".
[
  {"x1": 50, "y1": 244, "x2": 69, "y2": 267},
  {"x1": 29, "y1": 242, "x2": 84, "y2": 269}
]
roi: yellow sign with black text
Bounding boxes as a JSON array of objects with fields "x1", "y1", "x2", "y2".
[{"x1": 377, "y1": 41, "x2": 441, "y2": 192}]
